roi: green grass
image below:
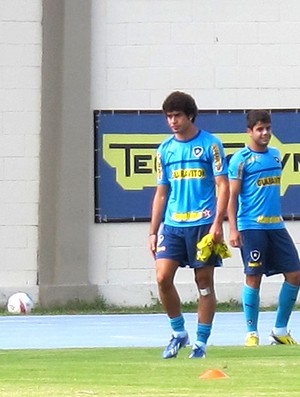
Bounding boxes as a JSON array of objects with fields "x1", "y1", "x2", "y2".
[{"x1": 0, "y1": 346, "x2": 300, "y2": 396}]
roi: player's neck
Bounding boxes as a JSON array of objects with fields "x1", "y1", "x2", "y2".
[
  {"x1": 175, "y1": 125, "x2": 198, "y2": 141},
  {"x1": 248, "y1": 143, "x2": 268, "y2": 153}
]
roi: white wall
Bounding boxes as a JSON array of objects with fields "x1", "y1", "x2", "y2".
[
  {"x1": 0, "y1": 0, "x2": 300, "y2": 307},
  {"x1": 0, "y1": 0, "x2": 42, "y2": 303},
  {"x1": 89, "y1": 0, "x2": 300, "y2": 307},
  {"x1": 91, "y1": 0, "x2": 300, "y2": 110}
]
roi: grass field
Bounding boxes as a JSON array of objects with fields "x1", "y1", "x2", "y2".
[{"x1": 0, "y1": 345, "x2": 299, "y2": 396}]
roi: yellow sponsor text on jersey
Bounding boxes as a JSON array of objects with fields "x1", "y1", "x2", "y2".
[
  {"x1": 257, "y1": 176, "x2": 281, "y2": 187},
  {"x1": 172, "y1": 168, "x2": 205, "y2": 179},
  {"x1": 212, "y1": 143, "x2": 223, "y2": 172},
  {"x1": 156, "y1": 153, "x2": 162, "y2": 181},
  {"x1": 172, "y1": 211, "x2": 203, "y2": 222},
  {"x1": 256, "y1": 216, "x2": 282, "y2": 224}
]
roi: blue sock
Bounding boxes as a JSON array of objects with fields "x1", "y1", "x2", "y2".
[
  {"x1": 196, "y1": 323, "x2": 212, "y2": 344},
  {"x1": 275, "y1": 282, "x2": 299, "y2": 328},
  {"x1": 170, "y1": 315, "x2": 185, "y2": 333},
  {"x1": 242, "y1": 284, "x2": 260, "y2": 333}
]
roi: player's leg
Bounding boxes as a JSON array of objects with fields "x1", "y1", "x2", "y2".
[
  {"x1": 266, "y1": 229, "x2": 300, "y2": 344},
  {"x1": 156, "y1": 258, "x2": 181, "y2": 318},
  {"x1": 182, "y1": 224, "x2": 221, "y2": 358},
  {"x1": 156, "y1": 258, "x2": 189, "y2": 358},
  {"x1": 277, "y1": 271, "x2": 300, "y2": 333},
  {"x1": 155, "y1": 225, "x2": 189, "y2": 358},
  {"x1": 240, "y1": 230, "x2": 266, "y2": 347},
  {"x1": 243, "y1": 274, "x2": 262, "y2": 346},
  {"x1": 270, "y1": 273, "x2": 300, "y2": 344},
  {"x1": 189, "y1": 264, "x2": 215, "y2": 358}
]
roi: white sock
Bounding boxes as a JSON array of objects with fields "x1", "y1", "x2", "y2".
[
  {"x1": 194, "y1": 341, "x2": 206, "y2": 350},
  {"x1": 273, "y1": 327, "x2": 287, "y2": 336},
  {"x1": 172, "y1": 330, "x2": 187, "y2": 338}
]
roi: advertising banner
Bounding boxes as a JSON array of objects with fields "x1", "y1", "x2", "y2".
[{"x1": 94, "y1": 110, "x2": 300, "y2": 222}]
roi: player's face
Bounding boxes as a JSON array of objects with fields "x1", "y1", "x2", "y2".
[
  {"x1": 247, "y1": 121, "x2": 272, "y2": 150},
  {"x1": 166, "y1": 111, "x2": 192, "y2": 134}
]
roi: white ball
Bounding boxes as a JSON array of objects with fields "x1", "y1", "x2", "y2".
[{"x1": 7, "y1": 292, "x2": 34, "y2": 314}]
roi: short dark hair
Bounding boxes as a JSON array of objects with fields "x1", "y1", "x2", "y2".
[
  {"x1": 162, "y1": 91, "x2": 198, "y2": 122},
  {"x1": 246, "y1": 109, "x2": 271, "y2": 129}
]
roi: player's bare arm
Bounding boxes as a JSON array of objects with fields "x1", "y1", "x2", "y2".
[
  {"x1": 209, "y1": 174, "x2": 229, "y2": 244},
  {"x1": 227, "y1": 179, "x2": 243, "y2": 248}
]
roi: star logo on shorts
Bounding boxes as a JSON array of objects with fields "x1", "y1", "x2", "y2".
[{"x1": 250, "y1": 250, "x2": 260, "y2": 261}]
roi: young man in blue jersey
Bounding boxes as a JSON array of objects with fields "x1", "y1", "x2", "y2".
[
  {"x1": 148, "y1": 91, "x2": 229, "y2": 358},
  {"x1": 228, "y1": 109, "x2": 300, "y2": 347}
]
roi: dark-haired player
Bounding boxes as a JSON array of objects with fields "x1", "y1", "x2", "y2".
[
  {"x1": 148, "y1": 91, "x2": 229, "y2": 358},
  {"x1": 228, "y1": 109, "x2": 300, "y2": 346}
]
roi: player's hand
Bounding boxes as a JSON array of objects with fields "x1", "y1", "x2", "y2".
[
  {"x1": 148, "y1": 234, "x2": 157, "y2": 259},
  {"x1": 209, "y1": 223, "x2": 224, "y2": 244},
  {"x1": 229, "y1": 230, "x2": 242, "y2": 248}
]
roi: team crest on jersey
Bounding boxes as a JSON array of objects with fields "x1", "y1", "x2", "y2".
[
  {"x1": 193, "y1": 146, "x2": 203, "y2": 157},
  {"x1": 274, "y1": 156, "x2": 280, "y2": 163},
  {"x1": 250, "y1": 250, "x2": 261, "y2": 261}
]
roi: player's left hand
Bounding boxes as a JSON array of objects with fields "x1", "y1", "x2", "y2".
[{"x1": 208, "y1": 223, "x2": 223, "y2": 244}]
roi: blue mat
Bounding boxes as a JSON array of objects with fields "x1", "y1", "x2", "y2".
[{"x1": 0, "y1": 311, "x2": 299, "y2": 349}]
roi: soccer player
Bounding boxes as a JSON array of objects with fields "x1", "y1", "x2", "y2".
[
  {"x1": 148, "y1": 91, "x2": 229, "y2": 358},
  {"x1": 227, "y1": 109, "x2": 300, "y2": 347}
]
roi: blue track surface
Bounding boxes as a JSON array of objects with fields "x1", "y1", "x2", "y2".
[{"x1": 1, "y1": 311, "x2": 300, "y2": 350}]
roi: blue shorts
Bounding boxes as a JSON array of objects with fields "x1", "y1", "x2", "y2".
[
  {"x1": 240, "y1": 228, "x2": 300, "y2": 277},
  {"x1": 155, "y1": 224, "x2": 222, "y2": 268}
]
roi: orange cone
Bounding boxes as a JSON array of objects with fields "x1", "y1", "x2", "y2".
[{"x1": 199, "y1": 369, "x2": 228, "y2": 379}]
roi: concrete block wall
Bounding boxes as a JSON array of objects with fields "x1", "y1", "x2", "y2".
[
  {"x1": 90, "y1": 0, "x2": 300, "y2": 306},
  {"x1": 92, "y1": 0, "x2": 300, "y2": 110},
  {"x1": 0, "y1": 0, "x2": 42, "y2": 303}
]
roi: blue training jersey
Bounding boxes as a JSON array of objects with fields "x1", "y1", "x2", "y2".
[
  {"x1": 156, "y1": 129, "x2": 228, "y2": 227},
  {"x1": 228, "y1": 145, "x2": 284, "y2": 230}
]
